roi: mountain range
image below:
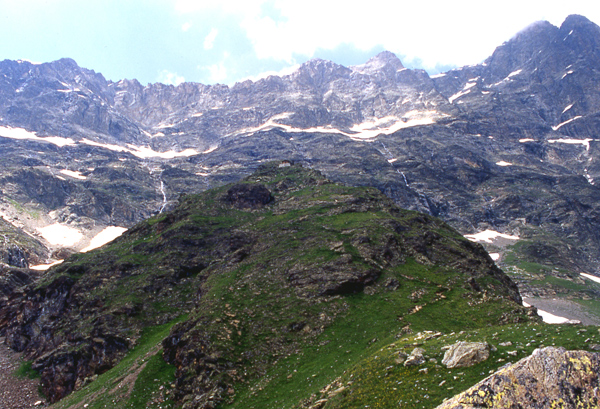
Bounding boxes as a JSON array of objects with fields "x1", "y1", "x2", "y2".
[{"x1": 1, "y1": 13, "x2": 600, "y2": 408}]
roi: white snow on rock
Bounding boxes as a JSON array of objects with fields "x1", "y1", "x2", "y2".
[
  {"x1": 448, "y1": 89, "x2": 472, "y2": 104},
  {"x1": 30, "y1": 260, "x2": 64, "y2": 271},
  {"x1": 508, "y1": 69, "x2": 523, "y2": 78},
  {"x1": 464, "y1": 230, "x2": 520, "y2": 244},
  {"x1": 522, "y1": 301, "x2": 578, "y2": 324},
  {"x1": 202, "y1": 146, "x2": 218, "y2": 154},
  {"x1": 562, "y1": 103, "x2": 574, "y2": 114},
  {"x1": 561, "y1": 71, "x2": 574, "y2": 79},
  {"x1": 488, "y1": 69, "x2": 523, "y2": 88},
  {"x1": 235, "y1": 111, "x2": 444, "y2": 141},
  {"x1": 584, "y1": 168, "x2": 595, "y2": 185},
  {"x1": 581, "y1": 272, "x2": 600, "y2": 284},
  {"x1": 38, "y1": 223, "x2": 83, "y2": 247},
  {"x1": 489, "y1": 253, "x2": 500, "y2": 261},
  {"x1": 519, "y1": 138, "x2": 535, "y2": 143},
  {"x1": 80, "y1": 226, "x2": 127, "y2": 253},
  {"x1": 551, "y1": 116, "x2": 583, "y2": 131},
  {"x1": 496, "y1": 161, "x2": 512, "y2": 167},
  {"x1": 60, "y1": 169, "x2": 86, "y2": 180},
  {"x1": 81, "y1": 139, "x2": 198, "y2": 159},
  {"x1": 548, "y1": 137, "x2": 595, "y2": 151},
  {"x1": 0, "y1": 126, "x2": 76, "y2": 147}
]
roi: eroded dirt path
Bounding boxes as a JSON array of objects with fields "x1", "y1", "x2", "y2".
[{"x1": 0, "y1": 338, "x2": 47, "y2": 408}]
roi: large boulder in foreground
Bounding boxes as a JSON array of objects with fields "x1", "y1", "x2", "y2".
[{"x1": 437, "y1": 347, "x2": 600, "y2": 408}]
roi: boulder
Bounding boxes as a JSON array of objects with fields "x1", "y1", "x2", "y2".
[
  {"x1": 436, "y1": 347, "x2": 600, "y2": 408},
  {"x1": 404, "y1": 347, "x2": 426, "y2": 366},
  {"x1": 442, "y1": 341, "x2": 489, "y2": 368}
]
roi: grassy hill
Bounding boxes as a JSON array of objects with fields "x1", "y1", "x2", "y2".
[{"x1": 2, "y1": 162, "x2": 569, "y2": 409}]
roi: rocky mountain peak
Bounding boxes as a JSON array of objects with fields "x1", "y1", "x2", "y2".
[
  {"x1": 560, "y1": 14, "x2": 599, "y2": 33},
  {"x1": 352, "y1": 50, "x2": 404, "y2": 75},
  {"x1": 290, "y1": 58, "x2": 351, "y2": 88},
  {"x1": 483, "y1": 20, "x2": 558, "y2": 81},
  {"x1": 559, "y1": 14, "x2": 600, "y2": 65}
]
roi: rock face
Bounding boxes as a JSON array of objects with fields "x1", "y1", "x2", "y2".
[
  {"x1": 1, "y1": 16, "x2": 600, "y2": 283},
  {"x1": 437, "y1": 347, "x2": 600, "y2": 409},
  {"x1": 441, "y1": 341, "x2": 490, "y2": 368}
]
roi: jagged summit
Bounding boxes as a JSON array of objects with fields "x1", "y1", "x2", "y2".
[
  {"x1": 351, "y1": 50, "x2": 404, "y2": 75},
  {"x1": 561, "y1": 14, "x2": 599, "y2": 32}
]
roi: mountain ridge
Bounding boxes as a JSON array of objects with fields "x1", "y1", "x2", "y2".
[{"x1": 0, "y1": 14, "x2": 599, "y2": 312}]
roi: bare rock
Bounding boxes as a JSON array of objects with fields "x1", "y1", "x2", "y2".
[
  {"x1": 404, "y1": 347, "x2": 426, "y2": 367},
  {"x1": 442, "y1": 341, "x2": 489, "y2": 368},
  {"x1": 223, "y1": 184, "x2": 273, "y2": 209},
  {"x1": 436, "y1": 347, "x2": 600, "y2": 408}
]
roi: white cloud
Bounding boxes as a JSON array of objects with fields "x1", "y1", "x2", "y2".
[
  {"x1": 240, "y1": 63, "x2": 300, "y2": 82},
  {"x1": 182, "y1": 22, "x2": 192, "y2": 32},
  {"x1": 173, "y1": 0, "x2": 600, "y2": 72},
  {"x1": 206, "y1": 62, "x2": 228, "y2": 83},
  {"x1": 204, "y1": 28, "x2": 219, "y2": 50},
  {"x1": 157, "y1": 70, "x2": 185, "y2": 86}
]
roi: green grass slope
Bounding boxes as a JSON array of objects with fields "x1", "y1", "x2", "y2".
[{"x1": 1, "y1": 162, "x2": 532, "y2": 409}]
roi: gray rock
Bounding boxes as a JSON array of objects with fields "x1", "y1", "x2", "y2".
[
  {"x1": 442, "y1": 342, "x2": 490, "y2": 368},
  {"x1": 404, "y1": 347, "x2": 426, "y2": 366},
  {"x1": 436, "y1": 347, "x2": 600, "y2": 408}
]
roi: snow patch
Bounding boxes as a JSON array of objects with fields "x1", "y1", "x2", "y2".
[
  {"x1": 489, "y1": 69, "x2": 523, "y2": 87},
  {"x1": 489, "y1": 253, "x2": 500, "y2": 261},
  {"x1": 80, "y1": 139, "x2": 198, "y2": 159},
  {"x1": 496, "y1": 161, "x2": 512, "y2": 167},
  {"x1": 562, "y1": 103, "x2": 574, "y2": 114},
  {"x1": 80, "y1": 226, "x2": 127, "y2": 253},
  {"x1": 522, "y1": 301, "x2": 574, "y2": 324},
  {"x1": 548, "y1": 137, "x2": 595, "y2": 151},
  {"x1": 464, "y1": 229, "x2": 519, "y2": 244},
  {"x1": 508, "y1": 69, "x2": 522, "y2": 78},
  {"x1": 235, "y1": 111, "x2": 444, "y2": 141},
  {"x1": 519, "y1": 138, "x2": 535, "y2": 143},
  {"x1": 0, "y1": 126, "x2": 76, "y2": 147},
  {"x1": 60, "y1": 169, "x2": 86, "y2": 180},
  {"x1": 38, "y1": 224, "x2": 83, "y2": 247},
  {"x1": 561, "y1": 71, "x2": 574, "y2": 79},
  {"x1": 202, "y1": 146, "x2": 218, "y2": 154},
  {"x1": 30, "y1": 260, "x2": 64, "y2": 271},
  {"x1": 551, "y1": 116, "x2": 583, "y2": 131},
  {"x1": 581, "y1": 273, "x2": 600, "y2": 284},
  {"x1": 584, "y1": 168, "x2": 594, "y2": 185},
  {"x1": 430, "y1": 73, "x2": 446, "y2": 78},
  {"x1": 448, "y1": 89, "x2": 471, "y2": 104}
]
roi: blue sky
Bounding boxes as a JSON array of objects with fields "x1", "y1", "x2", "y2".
[{"x1": 1, "y1": 0, "x2": 599, "y2": 86}]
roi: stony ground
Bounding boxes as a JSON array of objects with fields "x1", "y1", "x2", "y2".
[{"x1": 0, "y1": 338, "x2": 47, "y2": 408}]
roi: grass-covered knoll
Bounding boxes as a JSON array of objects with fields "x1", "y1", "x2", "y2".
[{"x1": 1, "y1": 162, "x2": 529, "y2": 408}]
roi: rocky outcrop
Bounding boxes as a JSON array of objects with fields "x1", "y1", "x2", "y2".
[
  {"x1": 223, "y1": 183, "x2": 273, "y2": 209},
  {"x1": 441, "y1": 341, "x2": 490, "y2": 368},
  {"x1": 437, "y1": 347, "x2": 600, "y2": 408}
]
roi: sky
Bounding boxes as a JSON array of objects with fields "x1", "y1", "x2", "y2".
[{"x1": 1, "y1": 0, "x2": 599, "y2": 86}]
